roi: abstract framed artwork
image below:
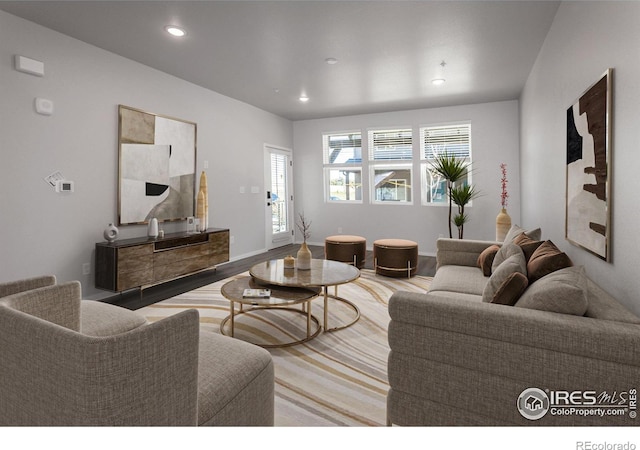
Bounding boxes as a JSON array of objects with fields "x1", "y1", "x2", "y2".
[
  {"x1": 118, "y1": 105, "x2": 197, "y2": 225},
  {"x1": 565, "y1": 69, "x2": 612, "y2": 261}
]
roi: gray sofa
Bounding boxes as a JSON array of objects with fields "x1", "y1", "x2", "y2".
[
  {"x1": 0, "y1": 276, "x2": 274, "y2": 426},
  {"x1": 387, "y1": 236, "x2": 640, "y2": 426}
]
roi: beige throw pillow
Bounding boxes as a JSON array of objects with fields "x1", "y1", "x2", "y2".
[
  {"x1": 503, "y1": 225, "x2": 542, "y2": 244},
  {"x1": 515, "y1": 266, "x2": 588, "y2": 316},
  {"x1": 483, "y1": 248, "x2": 527, "y2": 303},
  {"x1": 492, "y1": 242, "x2": 523, "y2": 274}
]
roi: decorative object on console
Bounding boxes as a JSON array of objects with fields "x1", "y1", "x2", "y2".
[
  {"x1": 147, "y1": 217, "x2": 158, "y2": 238},
  {"x1": 103, "y1": 223, "x2": 119, "y2": 243},
  {"x1": 196, "y1": 171, "x2": 208, "y2": 231},
  {"x1": 118, "y1": 105, "x2": 197, "y2": 226},
  {"x1": 284, "y1": 255, "x2": 295, "y2": 269},
  {"x1": 496, "y1": 163, "x2": 512, "y2": 242},
  {"x1": 566, "y1": 69, "x2": 612, "y2": 261},
  {"x1": 296, "y1": 213, "x2": 312, "y2": 270}
]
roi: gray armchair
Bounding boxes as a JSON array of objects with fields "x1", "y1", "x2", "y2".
[{"x1": 0, "y1": 278, "x2": 274, "y2": 426}]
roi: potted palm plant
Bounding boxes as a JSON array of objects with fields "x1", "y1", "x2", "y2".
[
  {"x1": 450, "y1": 184, "x2": 480, "y2": 239},
  {"x1": 429, "y1": 152, "x2": 471, "y2": 238}
]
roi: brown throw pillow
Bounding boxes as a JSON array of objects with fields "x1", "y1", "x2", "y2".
[
  {"x1": 491, "y1": 272, "x2": 529, "y2": 306},
  {"x1": 527, "y1": 240, "x2": 573, "y2": 283},
  {"x1": 513, "y1": 232, "x2": 544, "y2": 262},
  {"x1": 477, "y1": 245, "x2": 500, "y2": 276}
]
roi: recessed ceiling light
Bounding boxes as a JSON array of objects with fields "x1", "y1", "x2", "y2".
[
  {"x1": 165, "y1": 26, "x2": 186, "y2": 37},
  {"x1": 431, "y1": 78, "x2": 446, "y2": 86},
  {"x1": 325, "y1": 57, "x2": 338, "y2": 65},
  {"x1": 299, "y1": 95, "x2": 309, "y2": 102}
]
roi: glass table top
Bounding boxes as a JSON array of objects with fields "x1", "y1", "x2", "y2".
[{"x1": 249, "y1": 259, "x2": 360, "y2": 288}]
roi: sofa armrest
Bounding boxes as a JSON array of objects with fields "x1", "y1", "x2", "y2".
[
  {"x1": 0, "y1": 281, "x2": 81, "y2": 331},
  {"x1": 0, "y1": 275, "x2": 57, "y2": 297},
  {"x1": 436, "y1": 238, "x2": 501, "y2": 269}
]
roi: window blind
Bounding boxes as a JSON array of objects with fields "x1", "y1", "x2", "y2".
[
  {"x1": 369, "y1": 129, "x2": 413, "y2": 160},
  {"x1": 421, "y1": 124, "x2": 471, "y2": 159},
  {"x1": 324, "y1": 133, "x2": 362, "y2": 164}
]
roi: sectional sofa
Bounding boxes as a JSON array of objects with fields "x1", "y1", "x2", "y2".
[{"x1": 387, "y1": 227, "x2": 640, "y2": 426}]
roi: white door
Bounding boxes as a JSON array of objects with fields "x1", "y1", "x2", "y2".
[{"x1": 265, "y1": 145, "x2": 294, "y2": 249}]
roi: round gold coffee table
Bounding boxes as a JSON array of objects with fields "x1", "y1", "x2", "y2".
[
  {"x1": 220, "y1": 276, "x2": 321, "y2": 348},
  {"x1": 249, "y1": 259, "x2": 361, "y2": 332}
]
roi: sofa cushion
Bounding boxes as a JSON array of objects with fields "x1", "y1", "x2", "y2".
[
  {"x1": 504, "y1": 225, "x2": 541, "y2": 244},
  {"x1": 513, "y1": 232, "x2": 544, "y2": 262},
  {"x1": 80, "y1": 300, "x2": 148, "y2": 336},
  {"x1": 527, "y1": 240, "x2": 573, "y2": 283},
  {"x1": 482, "y1": 249, "x2": 527, "y2": 303},
  {"x1": 429, "y1": 265, "x2": 488, "y2": 296},
  {"x1": 477, "y1": 245, "x2": 500, "y2": 276},
  {"x1": 491, "y1": 242, "x2": 523, "y2": 273},
  {"x1": 515, "y1": 266, "x2": 588, "y2": 316}
]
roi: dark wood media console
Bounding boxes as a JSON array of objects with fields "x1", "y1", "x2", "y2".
[{"x1": 95, "y1": 228, "x2": 229, "y2": 292}]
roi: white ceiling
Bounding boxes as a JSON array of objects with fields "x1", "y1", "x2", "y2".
[{"x1": 0, "y1": 0, "x2": 560, "y2": 120}]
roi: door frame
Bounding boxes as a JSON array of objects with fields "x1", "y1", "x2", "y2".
[{"x1": 264, "y1": 144, "x2": 294, "y2": 250}]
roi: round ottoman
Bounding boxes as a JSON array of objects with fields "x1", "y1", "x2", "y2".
[
  {"x1": 325, "y1": 235, "x2": 366, "y2": 269},
  {"x1": 373, "y1": 239, "x2": 418, "y2": 278}
]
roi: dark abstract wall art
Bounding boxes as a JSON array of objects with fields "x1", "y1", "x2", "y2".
[
  {"x1": 565, "y1": 69, "x2": 612, "y2": 261},
  {"x1": 118, "y1": 105, "x2": 197, "y2": 225}
]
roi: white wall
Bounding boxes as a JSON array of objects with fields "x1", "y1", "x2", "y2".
[
  {"x1": 0, "y1": 11, "x2": 292, "y2": 298},
  {"x1": 520, "y1": 1, "x2": 640, "y2": 315},
  {"x1": 293, "y1": 101, "x2": 521, "y2": 255}
]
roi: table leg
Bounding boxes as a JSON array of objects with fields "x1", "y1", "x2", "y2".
[
  {"x1": 324, "y1": 286, "x2": 328, "y2": 332},
  {"x1": 230, "y1": 300, "x2": 235, "y2": 338},
  {"x1": 307, "y1": 301, "x2": 311, "y2": 338}
]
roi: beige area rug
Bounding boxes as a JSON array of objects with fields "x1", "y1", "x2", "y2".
[{"x1": 138, "y1": 269, "x2": 432, "y2": 426}]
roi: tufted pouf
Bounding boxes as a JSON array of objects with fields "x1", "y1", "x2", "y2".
[
  {"x1": 324, "y1": 235, "x2": 367, "y2": 269},
  {"x1": 373, "y1": 239, "x2": 418, "y2": 277}
]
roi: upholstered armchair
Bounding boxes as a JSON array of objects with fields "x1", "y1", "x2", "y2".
[{"x1": 0, "y1": 278, "x2": 274, "y2": 426}]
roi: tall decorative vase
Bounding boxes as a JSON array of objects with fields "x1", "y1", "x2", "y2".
[
  {"x1": 196, "y1": 171, "x2": 208, "y2": 231},
  {"x1": 496, "y1": 208, "x2": 511, "y2": 242},
  {"x1": 296, "y1": 242, "x2": 312, "y2": 270},
  {"x1": 148, "y1": 217, "x2": 159, "y2": 239}
]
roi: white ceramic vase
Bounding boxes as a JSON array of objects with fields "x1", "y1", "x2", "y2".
[
  {"x1": 148, "y1": 217, "x2": 159, "y2": 238},
  {"x1": 103, "y1": 223, "x2": 119, "y2": 243}
]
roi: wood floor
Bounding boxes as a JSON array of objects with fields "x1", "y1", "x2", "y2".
[{"x1": 107, "y1": 244, "x2": 437, "y2": 310}]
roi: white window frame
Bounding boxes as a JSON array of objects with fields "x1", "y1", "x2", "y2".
[
  {"x1": 322, "y1": 131, "x2": 363, "y2": 203},
  {"x1": 368, "y1": 126, "x2": 414, "y2": 205},
  {"x1": 420, "y1": 123, "x2": 472, "y2": 206}
]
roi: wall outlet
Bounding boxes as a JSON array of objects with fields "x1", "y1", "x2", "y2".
[
  {"x1": 230, "y1": 236, "x2": 235, "y2": 245},
  {"x1": 82, "y1": 263, "x2": 90, "y2": 275},
  {"x1": 338, "y1": 227, "x2": 343, "y2": 234}
]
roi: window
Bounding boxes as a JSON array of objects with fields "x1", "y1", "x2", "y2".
[
  {"x1": 369, "y1": 128, "x2": 413, "y2": 204},
  {"x1": 323, "y1": 132, "x2": 362, "y2": 202},
  {"x1": 420, "y1": 124, "x2": 472, "y2": 204}
]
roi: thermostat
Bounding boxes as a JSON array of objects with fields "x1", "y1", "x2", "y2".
[
  {"x1": 55, "y1": 180, "x2": 74, "y2": 193},
  {"x1": 35, "y1": 98, "x2": 54, "y2": 116}
]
